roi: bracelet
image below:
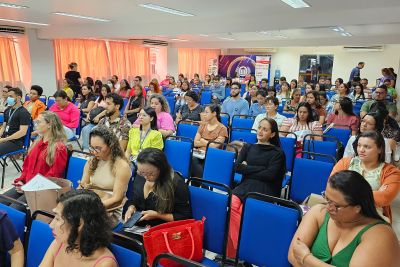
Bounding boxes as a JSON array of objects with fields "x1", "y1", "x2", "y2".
[{"x1": 301, "y1": 252, "x2": 312, "y2": 265}]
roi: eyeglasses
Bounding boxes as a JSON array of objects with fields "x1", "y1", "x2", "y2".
[
  {"x1": 89, "y1": 146, "x2": 103, "y2": 153},
  {"x1": 321, "y1": 191, "x2": 351, "y2": 212},
  {"x1": 137, "y1": 170, "x2": 158, "y2": 178},
  {"x1": 360, "y1": 119, "x2": 375, "y2": 127}
]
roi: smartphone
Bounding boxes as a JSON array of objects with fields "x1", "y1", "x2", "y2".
[{"x1": 123, "y1": 211, "x2": 143, "y2": 228}]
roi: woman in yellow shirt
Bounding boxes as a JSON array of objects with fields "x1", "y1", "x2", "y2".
[{"x1": 125, "y1": 107, "x2": 163, "y2": 161}]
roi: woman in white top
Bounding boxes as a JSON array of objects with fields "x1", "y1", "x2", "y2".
[
  {"x1": 276, "y1": 82, "x2": 291, "y2": 103},
  {"x1": 252, "y1": 96, "x2": 287, "y2": 132}
]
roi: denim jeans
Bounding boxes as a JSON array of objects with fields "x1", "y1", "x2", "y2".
[{"x1": 81, "y1": 123, "x2": 96, "y2": 150}]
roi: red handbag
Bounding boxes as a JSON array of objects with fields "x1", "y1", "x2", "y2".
[{"x1": 143, "y1": 218, "x2": 205, "y2": 267}]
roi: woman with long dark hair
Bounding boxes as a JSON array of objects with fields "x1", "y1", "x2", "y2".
[
  {"x1": 326, "y1": 97, "x2": 359, "y2": 135},
  {"x1": 289, "y1": 170, "x2": 399, "y2": 267},
  {"x1": 306, "y1": 90, "x2": 326, "y2": 124},
  {"x1": 40, "y1": 190, "x2": 117, "y2": 267},
  {"x1": 326, "y1": 83, "x2": 355, "y2": 114},
  {"x1": 124, "y1": 84, "x2": 145, "y2": 123},
  {"x1": 227, "y1": 118, "x2": 286, "y2": 258},
  {"x1": 124, "y1": 148, "x2": 192, "y2": 227}
]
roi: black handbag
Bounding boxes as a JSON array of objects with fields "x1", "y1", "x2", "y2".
[{"x1": 88, "y1": 107, "x2": 105, "y2": 124}]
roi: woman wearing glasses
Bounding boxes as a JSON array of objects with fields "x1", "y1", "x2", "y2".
[
  {"x1": 79, "y1": 126, "x2": 131, "y2": 227},
  {"x1": 124, "y1": 148, "x2": 192, "y2": 227},
  {"x1": 289, "y1": 170, "x2": 399, "y2": 267},
  {"x1": 333, "y1": 131, "x2": 400, "y2": 222}
]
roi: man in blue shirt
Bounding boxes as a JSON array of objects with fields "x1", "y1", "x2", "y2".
[
  {"x1": 248, "y1": 90, "x2": 267, "y2": 116},
  {"x1": 349, "y1": 62, "x2": 365, "y2": 83},
  {"x1": 222, "y1": 82, "x2": 249, "y2": 119},
  {"x1": 210, "y1": 75, "x2": 225, "y2": 103}
]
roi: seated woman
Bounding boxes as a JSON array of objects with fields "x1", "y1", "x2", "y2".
[
  {"x1": 280, "y1": 102, "x2": 323, "y2": 148},
  {"x1": 79, "y1": 126, "x2": 131, "y2": 227},
  {"x1": 78, "y1": 84, "x2": 96, "y2": 119},
  {"x1": 288, "y1": 170, "x2": 399, "y2": 267},
  {"x1": 326, "y1": 83, "x2": 355, "y2": 114},
  {"x1": 133, "y1": 94, "x2": 175, "y2": 138},
  {"x1": 124, "y1": 148, "x2": 192, "y2": 227},
  {"x1": 23, "y1": 85, "x2": 46, "y2": 120},
  {"x1": 90, "y1": 84, "x2": 111, "y2": 123},
  {"x1": 40, "y1": 190, "x2": 117, "y2": 267},
  {"x1": 174, "y1": 80, "x2": 191, "y2": 115},
  {"x1": 344, "y1": 111, "x2": 397, "y2": 163},
  {"x1": 0, "y1": 210, "x2": 24, "y2": 267},
  {"x1": 352, "y1": 83, "x2": 367, "y2": 101},
  {"x1": 115, "y1": 79, "x2": 131, "y2": 98},
  {"x1": 333, "y1": 131, "x2": 400, "y2": 221},
  {"x1": 146, "y1": 82, "x2": 161, "y2": 102},
  {"x1": 276, "y1": 82, "x2": 291, "y2": 103},
  {"x1": 125, "y1": 107, "x2": 163, "y2": 161},
  {"x1": 326, "y1": 97, "x2": 359, "y2": 135},
  {"x1": 252, "y1": 96, "x2": 287, "y2": 131},
  {"x1": 2, "y1": 111, "x2": 68, "y2": 211},
  {"x1": 306, "y1": 90, "x2": 326, "y2": 125},
  {"x1": 124, "y1": 84, "x2": 145, "y2": 123},
  {"x1": 190, "y1": 104, "x2": 228, "y2": 178},
  {"x1": 283, "y1": 88, "x2": 301, "y2": 113},
  {"x1": 175, "y1": 90, "x2": 203, "y2": 123},
  {"x1": 227, "y1": 118, "x2": 286, "y2": 258}
]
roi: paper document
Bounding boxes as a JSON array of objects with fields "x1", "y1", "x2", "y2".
[{"x1": 21, "y1": 174, "x2": 62, "y2": 191}]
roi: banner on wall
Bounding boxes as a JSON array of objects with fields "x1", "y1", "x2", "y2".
[
  {"x1": 218, "y1": 55, "x2": 271, "y2": 82},
  {"x1": 208, "y1": 58, "x2": 218, "y2": 75}
]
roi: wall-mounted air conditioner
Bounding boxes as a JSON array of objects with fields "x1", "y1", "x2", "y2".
[
  {"x1": 129, "y1": 39, "x2": 168, "y2": 47},
  {"x1": 342, "y1": 46, "x2": 384, "y2": 52},
  {"x1": 0, "y1": 25, "x2": 25, "y2": 35}
]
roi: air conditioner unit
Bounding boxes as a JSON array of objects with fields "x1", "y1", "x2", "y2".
[
  {"x1": 0, "y1": 25, "x2": 25, "y2": 35},
  {"x1": 244, "y1": 48, "x2": 277, "y2": 54},
  {"x1": 129, "y1": 39, "x2": 168, "y2": 47},
  {"x1": 342, "y1": 46, "x2": 384, "y2": 52}
]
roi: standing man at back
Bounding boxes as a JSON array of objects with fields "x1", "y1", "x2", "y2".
[
  {"x1": 222, "y1": 82, "x2": 249, "y2": 119},
  {"x1": 349, "y1": 62, "x2": 365, "y2": 83}
]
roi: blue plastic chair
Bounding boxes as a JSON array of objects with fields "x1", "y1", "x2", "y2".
[
  {"x1": 282, "y1": 112, "x2": 295, "y2": 118},
  {"x1": 324, "y1": 127, "x2": 351, "y2": 148},
  {"x1": 240, "y1": 84, "x2": 246, "y2": 96},
  {"x1": 231, "y1": 115, "x2": 255, "y2": 129},
  {"x1": 0, "y1": 122, "x2": 32, "y2": 188},
  {"x1": 164, "y1": 136, "x2": 193, "y2": 178},
  {"x1": 289, "y1": 152, "x2": 335, "y2": 203},
  {"x1": 279, "y1": 134, "x2": 297, "y2": 193},
  {"x1": 200, "y1": 90, "x2": 212, "y2": 105},
  {"x1": 26, "y1": 211, "x2": 55, "y2": 267},
  {"x1": 166, "y1": 96, "x2": 176, "y2": 116},
  {"x1": 229, "y1": 128, "x2": 257, "y2": 144},
  {"x1": 46, "y1": 97, "x2": 55, "y2": 110},
  {"x1": 303, "y1": 134, "x2": 340, "y2": 162},
  {"x1": 224, "y1": 88, "x2": 231, "y2": 100},
  {"x1": 120, "y1": 98, "x2": 129, "y2": 115},
  {"x1": 111, "y1": 233, "x2": 144, "y2": 267},
  {"x1": 39, "y1": 95, "x2": 47, "y2": 105},
  {"x1": 202, "y1": 142, "x2": 237, "y2": 188},
  {"x1": 353, "y1": 100, "x2": 365, "y2": 116},
  {"x1": 220, "y1": 113, "x2": 230, "y2": 127},
  {"x1": 66, "y1": 150, "x2": 90, "y2": 188},
  {"x1": 0, "y1": 195, "x2": 29, "y2": 241},
  {"x1": 176, "y1": 121, "x2": 199, "y2": 140},
  {"x1": 235, "y1": 193, "x2": 302, "y2": 267},
  {"x1": 0, "y1": 113, "x2": 4, "y2": 124}
]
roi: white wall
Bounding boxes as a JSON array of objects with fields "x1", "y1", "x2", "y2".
[
  {"x1": 167, "y1": 46, "x2": 179, "y2": 78},
  {"x1": 27, "y1": 29, "x2": 57, "y2": 96},
  {"x1": 269, "y1": 45, "x2": 400, "y2": 88}
]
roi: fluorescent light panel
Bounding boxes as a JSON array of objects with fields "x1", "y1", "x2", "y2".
[
  {"x1": 0, "y1": 18, "x2": 48, "y2": 26},
  {"x1": 218, "y1": 37, "x2": 235, "y2": 41},
  {"x1": 199, "y1": 34, "x2": 209, "y2": 37},
  {"x1": 281, "y1": 0, "x2": 310, "y2": 8},
  {"x1": 139, "y1": 3, "x2": 194, "y2": 17},
  {"x1": 170, "y1": 38, "x2": 188, "y2": 42},
  {"x1": 52, "y1": 12, "x2": 111, "y2": 22},
  {"x1": 0, "y1": 2, "x2": 28, "y2": 9}
]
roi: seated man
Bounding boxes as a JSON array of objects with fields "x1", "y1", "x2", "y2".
[
  {"x1": 82, "y1": 93, "x2": 131, "y2": 151},
  {"x1": 49, "y1": 90, "x2": 80, "y2": 139},
  {"x1": 210, "y1": 75, "x2": 225, "y2": 103},
  {"x1": 222, "y1": 82, "x2": 249, "y2": 120},
  {"x1": 360, "y1": 85, "x2": 397, "y2": 118},
  {"x1": 0, "y1": 87, "x2": 30, "y2": 155},
  {"x1": 0, "y1": 210, "x2": 24, "y2": 267}
]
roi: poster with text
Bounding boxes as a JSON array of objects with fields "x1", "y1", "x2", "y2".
[{"x1": 255, "y1": 55, "x2": 271, "y2": 82}]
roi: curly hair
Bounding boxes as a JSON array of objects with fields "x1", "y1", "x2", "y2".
[
  {"x1": 57, "y1": 189, "x2": 112, "y2": 257},
  {"x1": 88, "y1": 126, "x2": 127, "y2": 176},
  {"x1": 150, "y1": 94, "x2": 170, "y2": 113}
]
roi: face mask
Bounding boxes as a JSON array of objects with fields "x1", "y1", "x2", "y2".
[{"x1": 7, "y1": 97, "x2": 16, "y2": 106}]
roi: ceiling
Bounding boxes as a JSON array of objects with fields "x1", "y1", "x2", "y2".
[{"x1": 1, "y1": 0, "x2": 400, "y2": 47}]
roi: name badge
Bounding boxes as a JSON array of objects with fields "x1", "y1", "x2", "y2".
[{"x1": 5, "y1": 126, "x2": 9, "y2": 133}]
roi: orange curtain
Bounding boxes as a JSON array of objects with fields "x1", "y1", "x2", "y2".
[
  {"x1": 0, "y1": 37, "x2": 21, "y2": 85},
  {"x1": 178, "y1": 48, "x2": 220, "y2": 79},
  {"x1": 108, "y1": 41, "x2": 150, "y2": 83},
  {"x1": 53, "y1": 39, "x2": 110, "y2": 84}
]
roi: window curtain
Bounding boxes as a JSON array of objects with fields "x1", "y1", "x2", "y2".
[
  {"x1": 53, "y1": 39, "x2": 111, "y2": 84},
  {"x1": 108, "y1": 41, "x2": 150, "y2": 84},
  {"x1": 0, "y1": 37, "x2": 21, "y2": 86},
  {"x1": 178, "y1": 48, "x2": 220, "y2": 79}
]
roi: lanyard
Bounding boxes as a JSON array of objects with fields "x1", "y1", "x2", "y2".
[
  {"x1": 139, "y1": 128, "x2": 151, "y2": 149},
  {"x1": 8, "y1": 106, "x2": 21, "y2": 124}
]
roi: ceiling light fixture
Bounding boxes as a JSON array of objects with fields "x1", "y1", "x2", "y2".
[
  {"x1": 170, "y1": 38, "x2": 188, "y2": 42},
  {"x1": 280, "y1": 0, "x2": 310, "y2": 9},
  {"x1": 52, "y1": 12, "x2": 111, "y2": 22},
  {"x1": 218, "y1": 37, "x2": 235, "y2": 41},
  {"x1": 139, "y1": 3, "x2": 194, "y2": 17},
  {"x1": 0, "y1": 18, "x2": 48, "y2": 26},
  {"x1": 341, "y1": 32, "x2": 352, "y2": 37},
  {"x1": 0, "y1": 2, "x2": 28, "y2": 9},
  {"x1": 199, "y1": 34, "x2": 209, "y2": 37}
]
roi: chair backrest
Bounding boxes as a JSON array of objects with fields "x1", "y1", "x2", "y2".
[
  {"x1": 324, "y1": 127, "x2": 351, "y2": 148},
  {"x1": 111, "y1": 233, "x2": 144, "y2": 267},
  {"x1": 224, "y1": 88, "x2": 231, "y2": 100},
  {"x1": 289, "y1": 153, "x2": 335, "y2": 202},
  {"x1": 303, "y1": 134, "x2": 340, "y2": 162},
  {"x1": 188, "y1": 178, "x2": 231, "y2": 258},
  {"x1": 200, "y1": 90, "x2": 212, "y2": 105},
  {"x1": 66, "y1": 150, "x2": 89, "y2": 188},
  {"x1": 176, "y1": 121, "x2": 199, "y2": 140},
  {"x1": 282, "y1": 112, "x2": 295, "y2": 118},
  {"x1": 120, "y1": 98, "x2": 129, "y2": 115},
  {"x1": 26, "y1": 211, "x2": 55, "y2": 267},
  {"x1": 166, "y1": 96, "x2": 175, "y2": 115},
  {"x1": 39, "y1": 95, "x2": 47, "y2": 105},
  {"x1": 0, "y1": 196, "x2": 29, "y2": 241},
  {"x1": 353, "y1": 100, "x2": 365, "y2": 116},
  {"x1": 231, "y1": 115, "x2": 254, "y2": 129},
  {"x1": 220, "y1": 113, "x2": 230, "y2": 127},
  {"x1": 203, "y1": 142, "x2": 237, "y2": 188},
  {"x1": 236, "y1": 193, "x2": 302, "y2": 267},
  {"x1": 153, "y1": 253, "x2": 206, "y2": 267},
  {"x1": 25, "y1": 95, "x2": 30, "y2": 102},
  {"x1": 279, "y1": 134, "x2": 297, "y2": 173},
  {"x1": 23, "y1": 122, "x2": 33, "y2": 149},
  {"x1": 47, "y1": 97, "x2": 55, "y2": 110},
  {"x1": 164, "y1": 136, "x2": 193, "y2": 178},
  {"x1": 229, "y1": 128, "x2": 257, "y2": 144}
]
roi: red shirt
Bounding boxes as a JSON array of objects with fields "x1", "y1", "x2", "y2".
[
  {"x1": 14, "y1": 140, "x2": 68, "y2": 184},
  {"x1": 129, "y1": 86, "x2": 147, "y2": 98}
]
